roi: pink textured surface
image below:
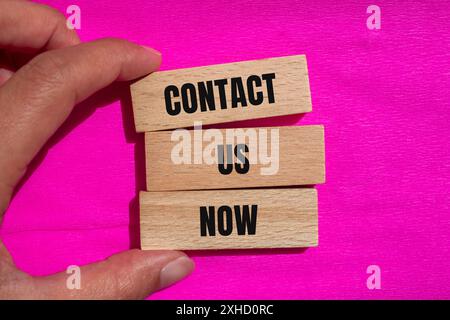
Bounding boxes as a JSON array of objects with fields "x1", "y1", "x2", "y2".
[{"x1": 1, "y1": 0, "x2": 449, "y2": 299}]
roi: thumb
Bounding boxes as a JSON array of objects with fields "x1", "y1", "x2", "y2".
[
  {"x1": 35, "y1": 250, "x2": 195, "y2": 299},
  {"x1": 0, "y1": 246, "x2": 194, "y2": 299}
]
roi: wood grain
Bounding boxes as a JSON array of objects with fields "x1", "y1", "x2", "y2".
[
  {"x1": 140, "y1": 188, "x2": 318, "y2": 250},
  {"x1": 131, "y1": 55, "x2": 311, "y2": 131},
  {"x1": 145, "y1": 125, "x2": 325, "y2": 191}
]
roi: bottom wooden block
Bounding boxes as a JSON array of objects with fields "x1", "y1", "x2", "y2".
[{"x1": 140, "y1": 188, "x2": 318, "y2": 250}]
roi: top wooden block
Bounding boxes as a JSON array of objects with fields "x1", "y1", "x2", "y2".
[{"x1": 131, "y1": 55, "x2": 312, "y2": 132}]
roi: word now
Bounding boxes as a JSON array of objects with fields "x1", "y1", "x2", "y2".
[
  {"x1": 200, "y1": 205, "x2": 258, "y2": 236},
  {"x1": 164, "y1": 73, "x2": 276, "y2": 116}
]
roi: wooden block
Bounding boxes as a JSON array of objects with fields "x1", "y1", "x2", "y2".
[
  {"x1": 145, "y1": 125, "x2": 325, "y2": 191},
  {"x1": 131, "y1": 55, "x2": 312, "y2": 131},
  {"x1": 140, "y1": 188, "x2": 318, "y2": 250}
]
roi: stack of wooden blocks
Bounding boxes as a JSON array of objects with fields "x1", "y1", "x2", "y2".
[{"x1": 131, "y1": 55, "x2": 325, "y2": 250}]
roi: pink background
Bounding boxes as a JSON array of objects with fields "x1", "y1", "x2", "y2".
[{"x1": 1, "y1": 0, "x2": 449, "y2": 299}]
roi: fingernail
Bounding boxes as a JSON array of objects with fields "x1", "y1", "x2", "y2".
[
  {"x1": 0, "y1": 68, "x2": 13, "y2": 82},
  {"x1": 159, "y1": 256, "x2": 194, "y2": 289},
  {"x1": 142, "y1": 45, "x2": 161, "y2": 56}
]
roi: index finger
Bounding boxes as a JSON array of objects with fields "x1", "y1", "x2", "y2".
[{"x1": 0, "y1": 38, "x2": 161, "y2": 213}]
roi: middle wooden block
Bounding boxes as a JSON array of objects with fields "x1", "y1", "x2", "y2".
[{"x1": 145, "y1": 125, "x2": 325, "y2": 191}]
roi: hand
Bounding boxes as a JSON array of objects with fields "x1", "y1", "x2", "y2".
[{"x1": 0, "y1": 0, "x2": 194, "y2": 299}]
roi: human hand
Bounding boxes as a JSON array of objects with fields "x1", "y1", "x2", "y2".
[{"x1": 0, "y1": 0, "x2": 194, "y2": 299}]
